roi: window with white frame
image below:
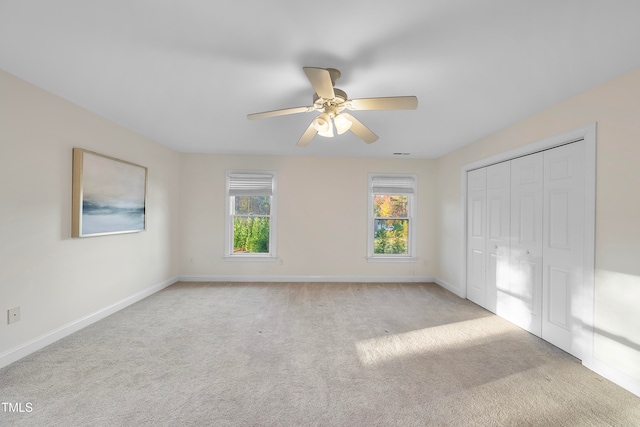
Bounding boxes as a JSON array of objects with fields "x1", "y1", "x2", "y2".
[
  {"x1": 367, "y1": 174, "x2": 417, "y2": 261},
  {"x1": 225, "y1": 171, "x2": 277, "y2": 260}
]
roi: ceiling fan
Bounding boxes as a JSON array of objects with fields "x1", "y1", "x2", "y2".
[{"x1": 247, "y1": 67, "x2": 418, "y2": 146}]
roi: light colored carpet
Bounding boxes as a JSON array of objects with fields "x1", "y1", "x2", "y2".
[{"x1": 1, "y1": 282, "x2": 639, "y2": 426}]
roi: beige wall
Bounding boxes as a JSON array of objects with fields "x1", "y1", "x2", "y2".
[
  {"x1": 179, "y1": 154, "x2": 437, "y2": 280},
  {"x1": 0, "y1": 70, "x2": 181, "y2": 356},
  {"x1": 435, "y1": 66, "x2": 640, "y2": 382}
]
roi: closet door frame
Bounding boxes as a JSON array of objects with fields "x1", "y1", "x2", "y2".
[{"x1": 460, "y1": 123, "x2": 596, "y2": 363}]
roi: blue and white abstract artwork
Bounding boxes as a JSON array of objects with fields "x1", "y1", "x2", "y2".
[{"x1": 79, "y1": 150, "x2": 146, "y2": 236}]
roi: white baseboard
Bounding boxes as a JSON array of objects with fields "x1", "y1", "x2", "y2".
[
  {"x1": 178, "y1": 275, "x2": 435, "y2": 283},
  {"x1": 0, "y1": 276, "x2": 179, "y2": 370},
  {"x1": 583, "y1": 356, "x2": 640, "y2": 397},
  {"x1": 434, "y1": 277, "x2": 465, "y2": 297}
]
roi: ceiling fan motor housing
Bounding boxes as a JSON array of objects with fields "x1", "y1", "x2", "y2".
[{"x1": 313, "y1": 88, "x2": 348, "y2": 115}]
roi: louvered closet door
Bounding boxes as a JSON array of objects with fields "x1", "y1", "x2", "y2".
[
  {"x1": 542, "y1": 141, "x2": 585, "y2": 356},
  {"x1": 508, "y1": 152, "x2": 544, "y2": 337},
  {"x1": 466, "y1": 168, "x2": 487, "y2": 307},
  {"x1": 486, "y1": 161, "x2": 511, "y2": 315}
]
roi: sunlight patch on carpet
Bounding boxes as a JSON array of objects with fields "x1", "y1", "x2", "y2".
[{"x1": 355, "y1": 316, "x2": 515, "y2": 366}]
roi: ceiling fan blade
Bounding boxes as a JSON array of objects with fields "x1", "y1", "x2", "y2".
[
  {"x1": 303, "y1": 67, "x2": 335, "y2": 99},
  {"x1": 247, "y1": 106, "x2": 310, "y2": 120},
  {"x1": 296, "y1": 122, "x2": 317, "y2": 147},
  {"x1": 342, "y1": 113, "x2": 378, "y2": 144},
  {"x1": 348, "y1": 96, "x2": 418, "y2": 111}
]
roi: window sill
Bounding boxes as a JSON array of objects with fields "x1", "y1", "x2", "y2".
[
  {"x1": 224, "y1": 255, "x2": 278, "y2": 262},
  {"x1": 366, "y1": 256, "x2": 417, "y2": 263}
]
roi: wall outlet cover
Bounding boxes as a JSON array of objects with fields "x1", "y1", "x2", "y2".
[{"x1": 8, "y1": 307, "x2": 21, "y2": 324}]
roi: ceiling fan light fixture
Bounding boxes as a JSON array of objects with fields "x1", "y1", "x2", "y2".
[
  {"x1": 333, "y1": 113, "x2": 352, "y2": 135},
  {"x1": 317, "y1": 119, "x2": 334, "y2": 137},
  {"x1": 312, "y1": 112, "x2": 331, "y2": 133},
  {"x1": 247, "y1": 67, "x2": 417, "y2": 146}
]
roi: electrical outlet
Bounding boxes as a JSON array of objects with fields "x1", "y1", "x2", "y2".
[
  {"x1": 8, "y1": 307, "x2": 20, "y2": 324},
  {"x1": 279, "y1": 258, "x2": 284, "y2": 265}
]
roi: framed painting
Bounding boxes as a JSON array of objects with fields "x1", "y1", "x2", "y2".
[{"x1": 72, "y1": 148, "x2": 147, "y2": 237}]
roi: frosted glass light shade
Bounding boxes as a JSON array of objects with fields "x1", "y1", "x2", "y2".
[
  {"x1": 334, "y1": 113, "x2": 352, "y2": 135},
  {"x1": 318, "y1": 120, "x2": 334, "y2": 137},
  {"x1": 312, "y1": 113, "x2": 331, "y2": 133}
]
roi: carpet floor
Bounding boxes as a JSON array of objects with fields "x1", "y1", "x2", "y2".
[{"x1": 1, "y1": 281, "x2": 639, "y2": 426}]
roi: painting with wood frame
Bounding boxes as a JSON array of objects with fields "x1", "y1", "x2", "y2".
[{"x1": 72, "y1": 148, "x2": 147, "y2": 237}]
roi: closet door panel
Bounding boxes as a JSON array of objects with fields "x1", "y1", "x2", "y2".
[
  {"x1": 485, "y1": 161, "x2": 510, "y2": 314},
  {"x1": 466, "y1": 168, "x2": 487, "y2": 307},
  {"x1": 542, "y1": 141, "x2": 585, "y2": 357},
  {"x1": 509, "y1": 153, "x2": 544, "y2": 336}
]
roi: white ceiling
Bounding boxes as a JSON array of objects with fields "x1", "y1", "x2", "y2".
[{"x1": 2, "y1": 1, "x2": 640, "y2": 158}]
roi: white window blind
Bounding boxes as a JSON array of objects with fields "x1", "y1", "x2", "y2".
[
  {"x1": 228, "y1": 173, "x2": 273, "y2": 196},
  {"x1": 371, "y1": 175, "x2": 415, "y2": 194}
]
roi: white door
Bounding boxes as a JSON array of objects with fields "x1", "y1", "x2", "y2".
[
  {"x1": 508, "y1": 152, "x2": 544, "y2": 336},
  {"x1": 466, "y1": 168, "x2": 487, "y2": 307},
  {"x1": 486, "y1": 161, "x2": 511, "y2": 315},
  {"x1": 542, "y1": 141, "x2": 585, "y2": 357},
  {"x1": 465, "y1": 140, "x2": 589, "y2": 359}
]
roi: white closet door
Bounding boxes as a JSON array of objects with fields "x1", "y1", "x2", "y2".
[
  {"x1": 542, "y1": 141, "x2": 585, "y2": 357},
  {"x1": 508, "y1": 152, "x2": 544, "y2": 336},
  {"x1": 486, "y1": 161, "x2": 511, "y2": 315},
  {"x1": 467, "y1": 168, "x2": 487, "y2": 307}
]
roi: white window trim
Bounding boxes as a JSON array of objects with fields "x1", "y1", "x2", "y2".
[
  {"x1": 367, "y1": 173, "x2": 418, "y2": 263},
  {"x1": 224, "y1": 170, "x2": 277, "y2": 262}
]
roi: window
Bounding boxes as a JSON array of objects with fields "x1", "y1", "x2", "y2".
[
  {"x1": 367, "y1": 174, "x2": 417, "y2": 261},
  {"x1": 225, "y1": 171, "x2": 277, "y2": 260}
]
